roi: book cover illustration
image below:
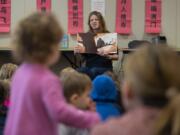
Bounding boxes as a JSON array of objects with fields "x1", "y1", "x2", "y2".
[
  {"x1": 77, "y1": 32, "x2": 97, "y2": 53},
  {"x1": 94, "y1": 33, "x2": 118, "y2": 54},
  {"x1": 77, "y1": 32, "x2": 118, "y2": 54}
]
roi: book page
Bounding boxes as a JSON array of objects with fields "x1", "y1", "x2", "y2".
[
  {"x1": 94, "y1": 33, "x2": 118, "y2": 54},
  {"x1": 77, "y1": 33, "x2": 97, "y2": 53}
]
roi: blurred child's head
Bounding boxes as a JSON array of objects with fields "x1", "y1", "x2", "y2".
[
  {"x1": 13, "y1": 12, "x2": 63, "y2": 66},
  {"x1": 60, "y1": 72, "x2": 93, "y2": 110},
  {"x1": 123, "y1": 45, "x2": 180, "y2": 110},
  {"x1": 0, "y1": 80, "x2": 10, "y2": 105},
  {"x1": 0, "y1": 63, "x2": 18, "y2": 80},
  {"x1": 59, "y1": 67, "x2": 77, "y2": 76}
]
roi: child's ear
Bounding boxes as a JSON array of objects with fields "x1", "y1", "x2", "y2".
[
  {"x1": 123, "y1": 81, "x2": 134, "y2": 100},
  {"x1": 69, "y1": 94, "x2": 79, "y2": 104}
]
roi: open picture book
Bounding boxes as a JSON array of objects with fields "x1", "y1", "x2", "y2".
[{"x1": 77, "y1": 32, "x2": 118, "y2": 54}]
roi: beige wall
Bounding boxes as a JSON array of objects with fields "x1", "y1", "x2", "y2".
[
  {"x1": 177, "y1": 0, "x2": 180, "y2": 48},
  {"x1": 0, "y1": 0, "x2": 179, "y2": 49}
]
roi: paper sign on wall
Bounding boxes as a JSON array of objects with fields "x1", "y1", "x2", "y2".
[
  {"x1": 0, "y1": 0, "x2": 11, "y2": 33},
  {"x1": 91, "y1": 0, "x2": 105, "y2": 16},
  {"x1": 145, "y1": 0, "x2": 161, "y2": 33},
  {"x1": 68, "y1": 0, "x2": 84, "y2": 34},
  {"x1": 115, "y1": 0, "x2": 132, "y2": 34}
]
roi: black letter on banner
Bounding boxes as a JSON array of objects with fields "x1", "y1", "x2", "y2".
[
  {"x1": 73, "y1": 21, "x2": 78, "y2": 27},
  {"x1": 151, "y1": 0, "x2": 157, "y2": 2},
  {"x1": 150, "y1": 14, "x2": 157, "y2": 27},
  {"x1": 41, "y1": 0, "x2": 46, "y2": 4},
  {"x1": 121, "y1": 0, "x2": 126, "y2": 4},
  {"x1": 0, "y1": 0, "x2": 7, "y2": 4},
  {"x1": 0, "y1": 7, "x2": 7, "y2": 14},
  {"x1": 73, "y1": 5, "x2": 78, "y2": 11},
  {"x1": 0, "y1": 17, "x2": 6, "y2": 23},
  {"x1": 121, "y1": 6, "x2": 126, "y2": 12},
  {"x1": 151, "y1": 6, "x2": 157, "y2": 12},
  {"x1": 72, "y1": 0, "x2": 78, "y2": 3}
]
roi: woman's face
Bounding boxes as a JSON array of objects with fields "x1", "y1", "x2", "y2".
[{"x1": 89, "y1": 15, "x2": 101, "y2": 31}]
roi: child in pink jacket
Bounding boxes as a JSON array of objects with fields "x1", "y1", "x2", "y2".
[{"x1": 4, "y1": 12, "x2": 100, "y2": 135}]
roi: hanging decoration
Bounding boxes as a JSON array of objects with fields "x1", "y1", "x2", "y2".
[
  {"x1": 68, "y1": 0, "x2": 83, "y2": 34},
  {"x1": 0, "y1": 0, "x2": 11, "y2": 33},
  {"x1": 115, "y1": 0, "x2": 132, "y2": 34},
  {"x1": 145, "y1": 0, "x2": 161, "y2": 33}
]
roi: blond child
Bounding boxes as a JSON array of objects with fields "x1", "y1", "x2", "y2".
[
  {"x1": 59, "y1": 67, "x2": 77, "y2": 77},
  {"x1": 91, "y1": 45, "x2": 180, "y2": 135},
  {"x1": 4, "y1": 12, "x2": 99, "y2": 135},
  {"x1": 59, "y1": 69, "x2": 94, "y2": 135},
  {"x1": 0, "y1": 63, "x2": 17, "y2": 107},
  {"x1": 0, "y1": 63, "x2": 18, "y2": 80}
]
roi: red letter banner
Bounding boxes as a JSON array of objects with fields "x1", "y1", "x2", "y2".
[
  {"x1": 0, "y1": 0, "x2": 11, "y2": 33},
  {"x1": 115, "y1": 0, "x2": 132, "y2": 34},
  {"x1": 145, "y1": 0, "x2": 161, "y2": 33},
  {"x1": 68, "y1": 0, "x2": 83, "y2": 34},
  {"x1": 37, "y1": 0, "x2": 51, "y2": 13}
]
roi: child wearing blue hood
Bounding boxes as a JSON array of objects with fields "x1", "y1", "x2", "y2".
[{"x1": 90, "y1": 75, "x2": 122, "y2": 121}]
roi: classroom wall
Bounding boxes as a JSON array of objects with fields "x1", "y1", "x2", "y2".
[
  {"x1": 177, "y1": 0, "x2": 180, "y2": 48},
  {"x1": 0, "y1": 0, "x2": 180, "y2": 50}
]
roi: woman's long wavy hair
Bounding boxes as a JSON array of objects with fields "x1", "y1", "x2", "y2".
[{"x1": 88, "y1": 11, "x2": 108, "y2": 33}]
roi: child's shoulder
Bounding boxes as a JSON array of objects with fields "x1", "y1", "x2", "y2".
[{"x1": 15, "y1": 63, "x2": 59, "y2": 85}]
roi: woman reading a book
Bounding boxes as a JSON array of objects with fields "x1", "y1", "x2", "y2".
[{"x1": 74, "y1": 11, "x2": 117, "y2": 80}]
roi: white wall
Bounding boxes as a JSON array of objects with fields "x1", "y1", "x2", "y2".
[{"x1": 0, "y1": 0, "x2": 179, "y2": 49}]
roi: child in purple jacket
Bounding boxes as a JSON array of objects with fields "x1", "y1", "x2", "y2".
[{"x1": 4, "y1": 12, "x2": 100, "y2": 135}]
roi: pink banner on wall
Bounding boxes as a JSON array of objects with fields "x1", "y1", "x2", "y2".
[
  {"x1": 37, "y1": 0, "x2": 51, "y2": 13},
  {"x1": 0, "y1": 0, "x2": 11, "y2": 33},
  {"x1": 68, "y1": 0, "x2": 83, "y2": 34},
  {"x1": 145, "y1": 0, "x2": 161, "y2": 33},
  {"x1": 115, "y1": 0, "x2": 132, "y2": 34}
]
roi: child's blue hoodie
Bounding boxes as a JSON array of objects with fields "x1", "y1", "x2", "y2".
[{"x1": 90, "y1": 75, "x2": 122, "y2": 121}]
